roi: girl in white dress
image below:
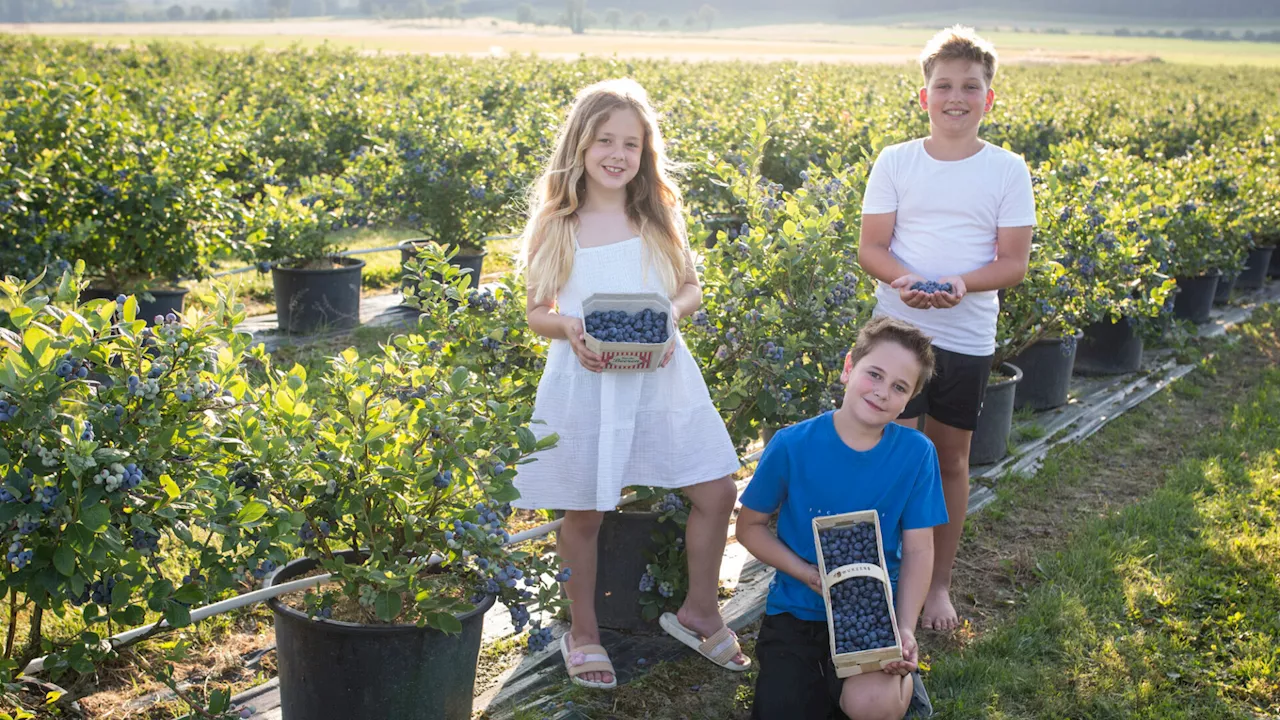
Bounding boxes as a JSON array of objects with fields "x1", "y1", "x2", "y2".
[{"x1": 516, "y1": 79, "x2": 749, "y2": 689}]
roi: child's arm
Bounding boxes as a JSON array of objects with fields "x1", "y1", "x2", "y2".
[
  {"x1": 882, "y1": 527, "x2": 934, "y2": 675},
  {"x1": 931, "y1": 224, "x2": 1032, "y2": 308},
  {"x1": 736, "y1": 507, "x2": 822, "y2": 594},
  {"x1": 524, "y1": 242, "x2": 604, "y2": 371},
  {"x1": 858, "y1": 212, "x2": 933, "y2": 310}
]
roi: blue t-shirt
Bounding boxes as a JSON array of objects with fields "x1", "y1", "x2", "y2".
[{"x1": 739, "y1": 412, "x2": 948, "y2": 622}]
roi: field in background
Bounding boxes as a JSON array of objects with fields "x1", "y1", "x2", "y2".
[{"x1": 5, "y1": 17, "x2": 1280, "y2": 65}]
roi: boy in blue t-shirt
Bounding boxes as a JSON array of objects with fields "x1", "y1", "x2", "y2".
[{"x1": 739, "y1": 317, "x2": 948, "y2": 720}]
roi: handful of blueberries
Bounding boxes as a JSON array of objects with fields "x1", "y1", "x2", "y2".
[
  {"x1": 909, "y1": 280, "x2": 955, "y2": 294},
  {"x1": 585, "y1": 308, "x2": 670, "y2": 344},
  {"x1": 819, "y1": 523, "x2": 897, "y2": 655}
]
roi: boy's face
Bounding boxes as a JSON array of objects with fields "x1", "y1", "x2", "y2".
[
  {"x1": 840, "y1": 342, "x2": 921, "y2": 427},
  {"x1": 918, "y1": 59, "x2": 994, "y2": 138}
]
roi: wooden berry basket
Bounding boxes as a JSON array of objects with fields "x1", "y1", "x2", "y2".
[
  {"x1": 581, "y1": 293, "x2": 676, "y2": 373},
  {"x1": 811, "y1": 510, "x2": 904, "y2": 678}
]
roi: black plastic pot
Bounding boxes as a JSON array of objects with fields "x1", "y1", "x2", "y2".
[
  {"x1": 1074, "y1": 316, "x2": 1144, "y2": 376},
  {"x1": 1011, "y1": 334, "x2": 1079, "y2": 411},
  {"x1": 969, "y1": 362, "x2": 1022, "y2": 466},
  {"x1": 1171, "y1": 273, "x2": 1220, "y2": 325},
  {"x1": 271, "y1": 256, "x2": 365, "y2": 334},
  {"x1": 1213, "y1": 272, "x2": 1238, "y2": 305},
  {"x1": 591, "y1": 510, "x2": 666, "y2": 632},
  {"x1": 399, "y1": 240, "x2": 486, "y2": 294},
  {"x1": 1237, "y1": 247, "x2": 1274, "y2": 290},
  {"x1": 266, "y1": 552, "x2": 494, "y2": 720},
  {"x1": 1268, "y1": 245, "x2": 1280, "y2": 278},
  {"x1": 81, "y1": 287, "x2": 188, "y2": 322}
]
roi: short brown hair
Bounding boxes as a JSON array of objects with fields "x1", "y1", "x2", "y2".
[
  {"x1": 920, "y1": 25, "x2": 998, "y2": 87},
  {"x1": 847, "y1": 317, "x2": 936, "y2": 398}
]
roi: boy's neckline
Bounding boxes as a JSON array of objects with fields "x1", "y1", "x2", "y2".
[
  {"x1": 920, "y1": 136, "x2": 989, "y2": 163},
  {"x1": 828, "y1": 410, "x2": 891, "y2": 453}
]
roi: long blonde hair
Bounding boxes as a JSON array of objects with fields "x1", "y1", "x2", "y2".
[{"x1": 520, "y1": 78, "x2": 688, "y2": 304}]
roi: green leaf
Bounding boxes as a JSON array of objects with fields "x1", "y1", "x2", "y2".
[
  {"x1": 448, "y1": 366, "x2": 469, "y2": 392},
  {"x1": 235, "y1": 500, "x2": 268, "y2": 525},
  {"x1": 164, "y1": 601, "x2": 192, "y2": 628},
  {"x1": 66, "y1": 523, "x2": 93, "y2": 553},
  {"x1": 374, "y1": 591, "x2": 402, "y2": 622},
  {"x1": 53, "y1": 545, "x2": 75, "y2": 576},
  {"x1": 7, "y1": 306, "x2": 32, "y2": 329},
  {"x1": 81, "y1": 503, "x2": 111, "y2": 532},
  {"x1": 429, "y1": 611, "x2": 463, "y2": 633},
  {"x1": 160, "y1": 474, "x2": 180, "y2": 501},
  {"x1": 515, "y1": 427, "x2": 537, "y2": 453}
]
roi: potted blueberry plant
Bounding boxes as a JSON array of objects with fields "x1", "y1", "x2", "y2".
[
  {"x1": 0, "y1": 263, "x2": 278, "y2": 719},
  {"x1": 246, "y1": 249, "x2": 566, "y2": 720},
  {"x1": 395, "y1": 112, "x2": 532, "y2": 286},
  {"x1": 246, "y1": 179, "x2": 361, "y2": 335}
]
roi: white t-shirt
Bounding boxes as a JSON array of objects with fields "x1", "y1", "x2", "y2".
[{"x1": 861, "y1": 139, "x2": 1036, "y2": 356}]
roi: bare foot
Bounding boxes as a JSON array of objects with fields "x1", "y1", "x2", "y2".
[
  {"x1": 567, "y1": 629, "x2": 614, "y2": 686},
  {"x1": 675, "y1": 605, "x2": 750, "y2": 667},
  {"x1": 920, "y1": 586, "x2": 960, "y2": 631}
]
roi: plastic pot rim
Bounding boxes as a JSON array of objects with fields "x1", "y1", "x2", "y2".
[{"x1": 264, "y1": 553, "x2": 495, "y2": 633}]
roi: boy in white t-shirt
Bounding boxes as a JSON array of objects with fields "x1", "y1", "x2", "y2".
[{"x1": 857, "y1": 25, "x2": 1035, "y2": 633}]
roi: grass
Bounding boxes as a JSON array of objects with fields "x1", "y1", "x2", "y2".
[{"x1": 542, "y1": 303, "x2": 1280, "y2": 719}]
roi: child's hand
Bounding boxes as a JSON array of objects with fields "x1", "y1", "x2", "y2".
[
  {"x1": 890, "y1": 274, "x2": 933, "y2": 310},
  {"x1": 659, "y1": 344, "x2": 676, "y2": 368},
  {"x1": 563, "y1": 316, "x2": 605, "y2": 372},
  {"x1": 929, "y1": 276, "x2": 967, "y2": 308},
  {"x1": 882, "y1": 626, "x2": 918, "y2": 676},
  {"x1": 804, "y1": 564, "x2": 824, "y2": 595}
]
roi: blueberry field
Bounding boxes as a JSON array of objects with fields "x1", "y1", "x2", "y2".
[{"x1": 1, "y1": 33, "x2": 1279, "y2": 720}]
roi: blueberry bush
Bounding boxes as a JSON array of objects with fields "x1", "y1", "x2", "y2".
[
  {"x1": 0, "y1": 264, "x2": 277, "y2": 717},
  {"x1": 244, "y1": 247, "x2": 566, "y2": 642},
  {"x1": 685, "y1": 119, "x2": 873, "y2": 449}
]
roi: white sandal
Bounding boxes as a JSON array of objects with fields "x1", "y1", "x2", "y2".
[
  {"x1": 659, "y1": 613, "x2": 751, "y2": 672},
  {"x1": 560, "y1": 633, "x2": 618, "y2": 690}
]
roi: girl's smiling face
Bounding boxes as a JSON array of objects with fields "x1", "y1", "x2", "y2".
[
  {"x1": 582, "y1": 107, "x2": 644, "y2": 193},
  {"x1": 840, "y1": 341, "x2": 922, "y2": 426}
]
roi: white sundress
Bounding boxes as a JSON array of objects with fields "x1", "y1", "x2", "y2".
[{"x1": 513, "y1": 236, "x2": 741, "y2": 512}]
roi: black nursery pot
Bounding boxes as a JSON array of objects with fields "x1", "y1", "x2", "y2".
[
  {"x1": 560, "y1": 510, "x2": 666, "y2": 633},
  {"x1": 266, "y1": 552, "x2": 495, "y2": 720},
  {"x1": 271, "y1": 256, "x2": 365, "y2": 334},
  {"x1": 1213, "y1": 272, "x2": 1238, "y2": 305},
  {"x1": 969, "y1": 362, "x2": 1023, "y2": 466},
  {"x1": 82, "y1": 287, "x2": 189, "y2": 321},
  {"x1": 1171, "y1": 273, "x2": 1220, "y2": 325},
  {"x1": 1237, "y1": 247, "x2": 1274, "y2": 290},
  {"x1": 1011, "y1": 333, "x2": 1080, "y2": 411},
  {"x1": 1074, "y1": 316, "x2": 1144, "y2": 376}
]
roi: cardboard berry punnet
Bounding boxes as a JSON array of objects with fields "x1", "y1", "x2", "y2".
[
  {"x1": 581, "y1": 292, "x2": 677, "y2": 373},
  {"x1": 812, "y1": 510, "x2": 904, "y2": 677}
]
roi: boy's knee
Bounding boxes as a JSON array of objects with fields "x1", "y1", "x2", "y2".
[{"x1": 839, "y1": 676, "x2": 910, "y2": 720}]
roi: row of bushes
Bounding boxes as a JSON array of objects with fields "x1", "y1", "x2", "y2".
[{"x1": 3, "y1": 38, "x2": 1279, "y2": 290}]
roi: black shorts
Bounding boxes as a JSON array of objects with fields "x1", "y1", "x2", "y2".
[
  {"x1": 750, "y1": 613, "x2": 932, "y2": 720},
  {"x1": 899, "y1": 346, "x2": 994, "y2": 432}
]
